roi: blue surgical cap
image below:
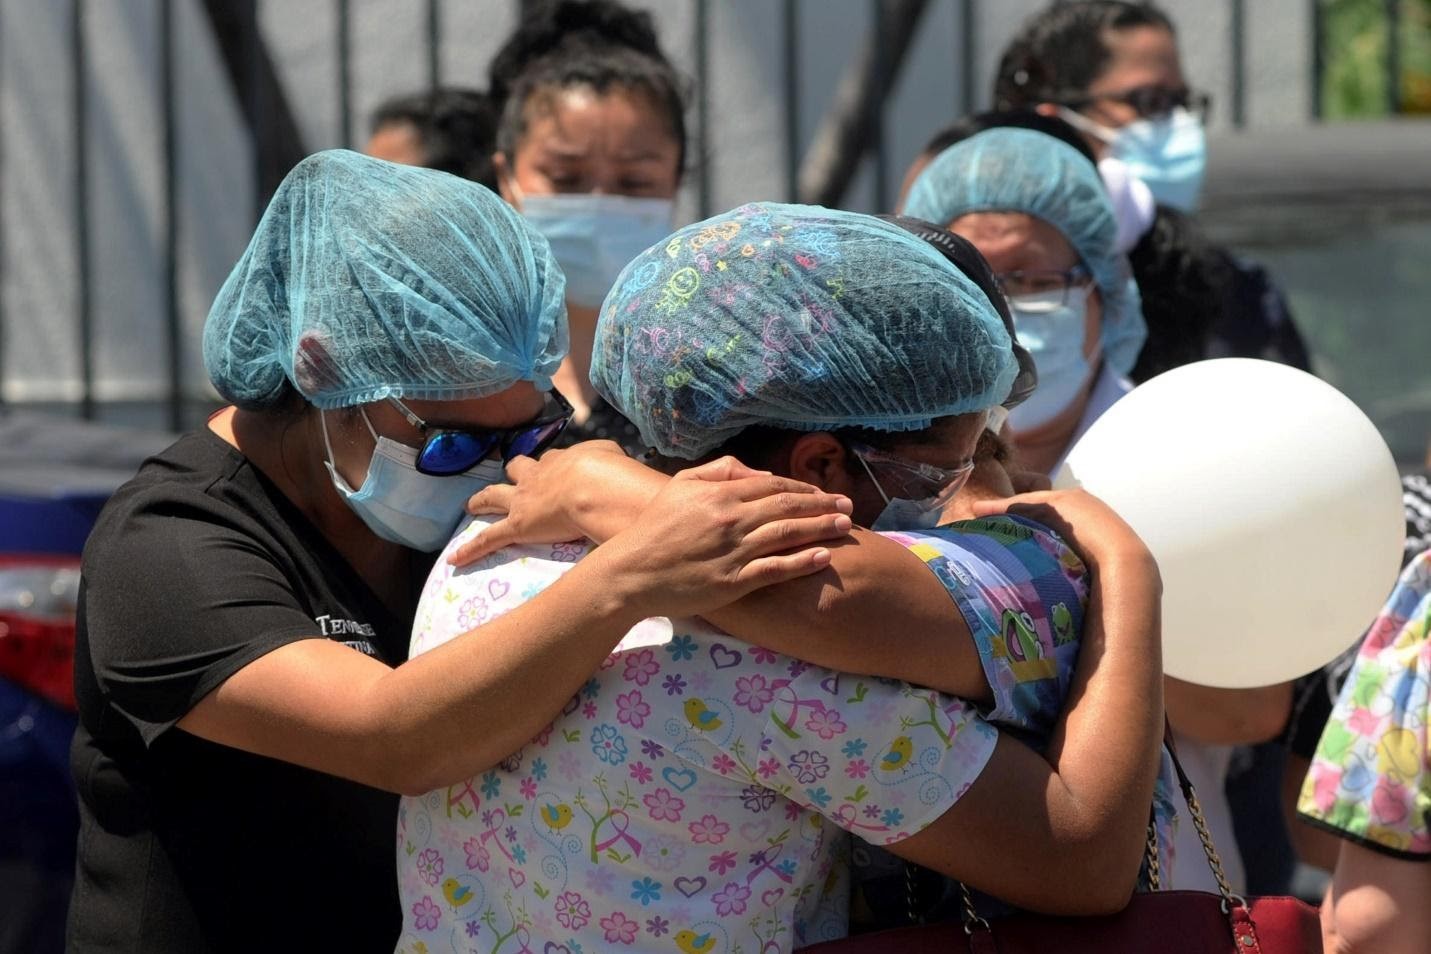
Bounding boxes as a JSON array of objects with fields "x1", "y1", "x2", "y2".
[
  {"x1": 902, "y1": 127, "x2": 1147, "y2": 377},
  {"x1": 591, "y1": 202, "x2": 1017, "y2": 459},
  {"x1": 204, "y1": 149, "x2": 568, "y2": 410}
]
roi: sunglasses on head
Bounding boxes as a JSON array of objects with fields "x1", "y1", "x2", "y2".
[{"x1": 386, "y1": 390, "x2": 574, "y2": 476}]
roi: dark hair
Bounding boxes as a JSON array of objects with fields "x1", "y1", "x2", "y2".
[
  {"x1": 492, "y1": 0, "x2": 688, "y2": 175},
  {"x1": 993, "y1": 2, "x2": 1175, "y2": 111},
  {"x1": 1126, "y1": 206, "x2": 1226, "y2": 383},
  {"x1": 651, "y1": 420, "x2": 961, "y2": 479},
  {"x1": 369, "y1": 87, "x2": 499, "y2": 188},
  {"x1": 919, "y1": 109, "x2": 1097, "y2": 166}
]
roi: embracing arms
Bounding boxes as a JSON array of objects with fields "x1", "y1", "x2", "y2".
[
  {"x1": 172, "y1": 461, "x2": 851, "y2": 794},
  {"x1": 453, "y1": 443, "x2": 994, "y2": 701}
]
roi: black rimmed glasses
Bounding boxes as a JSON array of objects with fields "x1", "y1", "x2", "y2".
[
  {"x1": 1063, "y1": 84, "x2": 1212, "y2": 124},
  {"x1": 386, "y1": 390, "x2": 574, "y2": 476},
  {"x1": 995, "y1": 265, "x2": 1093, "y2": 314}
]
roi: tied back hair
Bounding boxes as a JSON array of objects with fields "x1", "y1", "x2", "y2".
[{"x1": 491, "y1": 0, "x2": 689, "y2": 174}]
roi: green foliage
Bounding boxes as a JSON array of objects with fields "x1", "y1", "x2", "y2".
[{"x1": 1322, "y1": 0, "x2": 1431, "y2": 116}]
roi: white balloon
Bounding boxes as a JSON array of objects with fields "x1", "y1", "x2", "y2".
[{"x1": 1054, "y1": 359, "x2": 1405, "y2": 688}]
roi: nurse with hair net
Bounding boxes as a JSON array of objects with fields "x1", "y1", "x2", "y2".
[
  {"x1": 418, "y1": 203, "x2": 1173, "y2": 947},
  {"x1": 902, "y1": 126, "x2": 1148, "y2": 478},
  {"x1": 66, "y1": 152, "x2": 853, "y2": 953},
  {"x1": 905, "y1": 127, "x2": 1284, "y2": 898}
]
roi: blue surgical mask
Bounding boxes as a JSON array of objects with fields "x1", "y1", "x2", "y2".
[
  {"x1": 322, "y1": 409, "x2": 505, "y2": 552},
  {"x1": 1058, "y1": 105, "x2": 1207, "y2": 212},
  {"x1": 851, "y1": 443, "x2": 976, "y2": 532},
  {"x1": 1006, "y1": 288, "x2": 1096, "y2": 433},
  {"x1": 518, "y1": 193, "x2": 675, "y2": 308}
]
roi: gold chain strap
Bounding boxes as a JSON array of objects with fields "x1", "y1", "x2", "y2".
[
  {"x1": 1143, "y1": 820, "x2": 1162, "y2": 892},
  {"x1": 904, "y1": 862, "x2": 919, "y2": 925},
  {"x1": 1184, "y1": 785, "x2": 1236, "y2": 903},
  {"x1": 957, "y1": 882, "x2": 991, "y2": 934}
]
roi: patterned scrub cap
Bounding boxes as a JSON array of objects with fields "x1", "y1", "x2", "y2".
[{"x1": 590, "y1": 202, "x2": 1018, "y2": 459}]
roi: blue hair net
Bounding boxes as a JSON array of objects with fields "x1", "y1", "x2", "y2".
[
  {"x1": 591, "y1": 202, "x2": 1017, "y2": 459},
  {"x1": 902, "y1": 128, "x2": 1147, "y2": 377},
  {"x1": 204, "y1": 149, "x2": 567, "y2": 410}
]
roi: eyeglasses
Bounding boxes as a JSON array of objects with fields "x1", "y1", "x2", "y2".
[
  {"x1": 849, "y1": 442, "x2": 975, "y2": 510},
  {"x1": 1064, "y1": 84, "x2": 1212, "y2": 123},
  {"x1": 996, "y1": 266, "x2": 1093, "y2": 314},
  {"x1": 386, "y1": 390, "x2": 574, "y2": 476}
]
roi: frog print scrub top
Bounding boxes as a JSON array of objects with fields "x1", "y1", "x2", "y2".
[{"x1": 397, "y1": 516, "x2": 1093, "y2": 953}]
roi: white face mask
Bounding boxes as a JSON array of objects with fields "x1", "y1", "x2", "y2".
[
  {"x1": 1058, "y1": 105, "x2": 1207, "y2": 212},
  {"x1": 1097, "y1": 157, "x2": 1157, "y2": 253},
  {"x1": 514, "y1": 190, "x2": 675, "y2": 309},
  {"x1": 1006, "y1": 287, "x2": 1097, "y2": 433},
  {"x1": 321, "y1": 409, "x2": 505, "y2": 552}
]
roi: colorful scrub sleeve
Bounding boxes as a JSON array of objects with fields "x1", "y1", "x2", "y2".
[
  {"x1": 1298, "y1": 549, "x2": 1431, "y2": 859},
  {"x1": 396, "y1": 515, "x2": 1091, "y2": 954},
  {"x1": 852, "y1": 517, "x2": 1177, "y2": 925}
]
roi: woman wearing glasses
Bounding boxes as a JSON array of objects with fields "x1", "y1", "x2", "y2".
[
  {"x1": 65, "y1": 152, "x2": 854, "y2": 954},
  {"x1": 395, "y1": 205, "x2": 1170, "y2": 952},
  {"x1": 902, "y1": 126, "x2": 1146, "y2": 479},
  {"x1": 903, "y1": 124, "x2": 1297, "y2": 897},
  {"x1": 991, "y1": 0, "x2": 1312, "y2": 377}
]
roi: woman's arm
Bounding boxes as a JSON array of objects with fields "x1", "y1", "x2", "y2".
[
  {"x1": 1320, "y1": 841, "x2": 1431, "y2": 954},
  {"x1": 1165, "y1": 677, "x2": 1292, "y2": 745},
  {"x1": 454, "y1": 443, "x2": 995, "y2": 702},
  {"x1": 885, "y1": 491, "x2": 1165, "y2": 914},
  {"x1": 177, "y1": 460, "x2": 851, "y2": 795}
]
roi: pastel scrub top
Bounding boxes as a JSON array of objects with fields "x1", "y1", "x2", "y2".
[
  {"x1": 1298, "y1": 549, "x2": 1431, "y2": 860},
  {"x1": 396, "y1": 515, "x2": 1162, "y2": 952}
]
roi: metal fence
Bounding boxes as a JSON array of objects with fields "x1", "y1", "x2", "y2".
[{"x1": 0, "y1": 0, "x2": 1406, "y2": 431}]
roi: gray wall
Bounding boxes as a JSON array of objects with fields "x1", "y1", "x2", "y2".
[{"x1": 0, "y1": 0, "x2": 1316, "y2": 422}]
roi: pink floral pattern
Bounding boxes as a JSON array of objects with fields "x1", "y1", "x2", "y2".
[{"x1": 396, "y1": 515, "x2": 1095, "y2": 953}]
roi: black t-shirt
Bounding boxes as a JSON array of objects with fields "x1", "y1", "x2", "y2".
[{"x1": 68, "y1": 429, "x2": 432, "y2": 953}]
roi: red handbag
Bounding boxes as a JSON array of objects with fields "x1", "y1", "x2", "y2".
[{"x1": 804, "y1": 738, "x2": 1323, "y2": 953}]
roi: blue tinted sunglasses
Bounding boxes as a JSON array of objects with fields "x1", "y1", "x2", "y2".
[{"x1": 386, "y1": 390, "x2": 573, "y2": 476}]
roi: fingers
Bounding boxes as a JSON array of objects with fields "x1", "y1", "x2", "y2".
[
  {"x1": 504, "y1": 455, "x2": 538, "y2": 482},
  {"x1": 740, "y1": 512, "x2": 854, "y2": 556},
  {"x1": 676, "y1": 456, "x2": 772, "y2": 484},
  {"x1": 447, "y1": 521, "x2": 517, "y2": 566},
  {"x1": 735, "y1": 487, "x2": 854, "y2": 535},
  {"x1": 467, "y1": 483, "x2": 516, "y2": 516},
  {"x1": 732, "y1": 547, "x2": 835, "y2": 592}
]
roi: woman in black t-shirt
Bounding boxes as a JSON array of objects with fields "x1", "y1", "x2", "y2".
[{"x1": 67, "y1": 151, "x2": 852, "y2": 953}]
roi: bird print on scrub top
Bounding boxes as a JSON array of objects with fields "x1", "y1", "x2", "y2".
[{"x1": 396, "y1": 514, "x2": 1102, "y2": 954}]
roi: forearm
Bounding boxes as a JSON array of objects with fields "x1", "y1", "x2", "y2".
[
  {"x1": 703, "y1": 532, "x2": 989, "y2": 701},
  {"x1": 1322, "y1": 842, "x2": 1431, "y2": 954},
  {"x1": 1040, "y1": 552, "x2": 1165, "y2": 889},
  {"x1": 185, "y1": 550, "x2": 651, "y2": 797},
  {"x1": 566, "y1": 461, "x2": 987, "y2": 698},
  {"x1": 1166, "y1": 677, "x2": 1292, "y2": 745},
  {"x1": 366, "y1": 549, "x2": 645, "y2": 792}
]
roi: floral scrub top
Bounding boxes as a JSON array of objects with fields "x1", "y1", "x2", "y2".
[
  {"x1": 397, "y1": 515, "x2": 1136, "y2": 953},
  {"x1": 1298, "y1": 549, "x2": 1431, "y2": 859}
]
